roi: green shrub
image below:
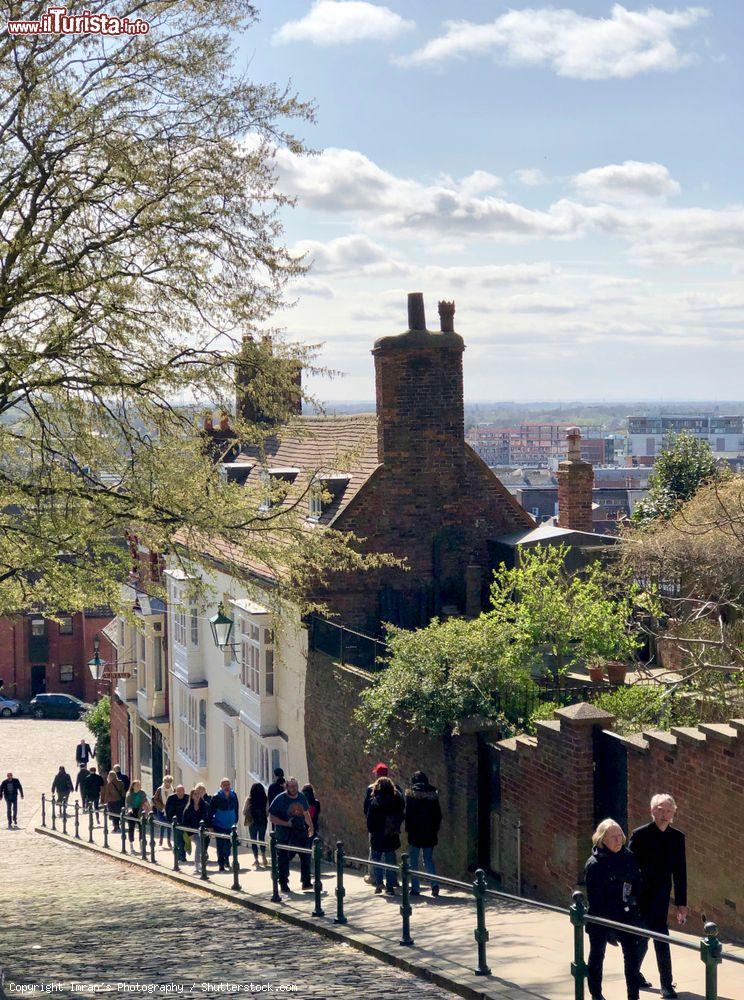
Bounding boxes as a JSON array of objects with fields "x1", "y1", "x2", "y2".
[{"x1": 86, "y1": 696, "x2": 111, "y2": 774}]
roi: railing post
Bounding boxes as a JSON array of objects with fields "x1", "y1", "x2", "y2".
[
  {"x1": 140, "y1": 814, "x2": 147, "y2": 860},
  {"x1": 312, "y1": 837, "x2": 324, "y2": 917},
  {"x1": 701, "y1": 921, "x2": 722, "y2": 1000},
  {"x1": 149, "y1": 814, "x2": 156, "y2": 863},
  {"x1": 51, "y1": 796, "x2": 57, "y2": 831},
  {"x1": 171, "y1": 819, "x2": 179, "y2": 871},
  {"x1": 102, "y1": 806, "x2": 109, "y2": 849},
  {"x1": 74, "y1": 800, "x2": 80, "y2": 839},
  {"x1": 570, "y1": 890, "x2": 587, "y2": 1000},
  {"x1": 62, "y1": 800, "x2": 68, "y2": 835},
  {"x1": 269, "y1": 831, "x2": 281, "y2": 902},
  {"x1": 334, "y1": 842, "x2": 347, "y2": 924},
  {"x1": 231, "y1": 826, "x2": 241, "y2": 891},
  {"x1": 473, "y1": 869, "x2": 491, "y2": 976},
  {"x1": 120, "y1": 813, "x2": 127, "y2": 854},
  {"x1": 399, "y1": 853, "x2": 414, "y2": 946},
  {"x1": 41, "y1": 794, "x2": 47, "y2": 828},
  {"x1": 88, "y1": 803, "x2": 94, "y2": 843},
  {"x1": 199, "y1": 822, "x2": 208, "y2": 881}
]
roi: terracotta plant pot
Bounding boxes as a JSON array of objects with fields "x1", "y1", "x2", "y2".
[
  {"x1": 605, "y1": 660, "x2": 629, "y2": 685},
  {"x1": 589, "y1": 665, "x2": 605, "y2": 683}
]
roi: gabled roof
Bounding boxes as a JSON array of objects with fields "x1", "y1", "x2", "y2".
[{"x1": 235, "y1": 413, "x2": 380, "y2": 526}]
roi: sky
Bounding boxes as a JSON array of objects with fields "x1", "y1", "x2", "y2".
[{"x1": 236, "y1": 2, "x2": 743, "y2": 402}]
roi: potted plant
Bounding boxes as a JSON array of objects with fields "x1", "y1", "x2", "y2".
[
  {"x1": 605, "y1": 660, "x2": 629, "y2": 685},
  {"x1": 588, "y1": 659, "x2": 606, "y2": 684}
]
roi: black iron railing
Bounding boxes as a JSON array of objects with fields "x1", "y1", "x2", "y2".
[{"x1": 40, "y1": 795, "x2": 744, "y2": 999}]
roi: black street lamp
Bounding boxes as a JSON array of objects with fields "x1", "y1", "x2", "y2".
[
  {"x1": 209, "y1": 602, "x2": 235, "y2": 649},
  {"x1": 88, "y1": 633, "x2": 107, "y2": 681}
]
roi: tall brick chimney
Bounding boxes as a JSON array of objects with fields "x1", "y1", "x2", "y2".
[
  {"x1": 372, "y1": 293, "x2": 465, "y2": 482},
  {"x1": 557, "y1": 427, "x2": 594, "y2": 533},
  {"x1": 235, "y1": 334, "x2": 302, "y2": 425}
]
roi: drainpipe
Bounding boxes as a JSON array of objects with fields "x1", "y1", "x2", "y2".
[{"x1": 516, "y1": 819, "x2": 522, "y2": 896}]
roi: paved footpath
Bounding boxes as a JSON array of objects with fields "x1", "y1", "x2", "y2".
[{"x1": 3, "y1": 718, "x2": 744, "y2": 1000}]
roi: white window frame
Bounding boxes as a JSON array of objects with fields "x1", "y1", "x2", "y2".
[
  {"x1": 173, "y1": 585, "x2": 188, "y2": 647},
  {"x1": 178, "y1": 688, "x2": 207, "y2": 767},
  {"x1": 238, "y1": 615, "x2": 275, "y2": 697}
]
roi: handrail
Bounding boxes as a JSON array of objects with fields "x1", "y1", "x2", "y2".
[{"x1": 40, "y1": 793, "x2": 744, "y2": 998}]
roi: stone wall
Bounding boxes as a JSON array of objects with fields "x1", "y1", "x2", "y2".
[{"x1": 304, "y1": 649, "x2": 479, "y2": 878}]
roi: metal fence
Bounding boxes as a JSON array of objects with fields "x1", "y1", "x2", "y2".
[
  {"x1": 41, "y1": 795, "x2": 744, "y2": 1000},
  {"x1": 307, "y1": 614, "x2": 389, "y2": 672}
]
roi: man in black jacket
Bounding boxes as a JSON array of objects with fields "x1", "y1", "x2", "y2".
[
  {"x1": 75, "y1": 764, "x2": 90, "y2": 807},
  {"x1": 165, "y1": 784, "x2": 189, "y2": 861},
  {"x1": 405, "y1": 771, "x2": 443, "y2": 897},
  {"x1": 628, "y1": 793, "x2": 688, "y2": 999},
  {"x1": 0, "y1": 772, "x2": 23, "y2": 827},
  {"x1": 75, "y1": 738, "x2": 95, "y2": 766},
  {"x1": 82, "y1": 766, "x2": 104, "y2": 822}
]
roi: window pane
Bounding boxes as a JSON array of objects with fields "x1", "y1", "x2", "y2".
[
  {"x1": 265, "y1": 649, "x2": 274, "y2": 696},
  {"x1": 59, "y1": 617, "x2": 73, "y2": 635},
  {"x1": 190, "y1": 608, "x2": 198, "y2": 646}
]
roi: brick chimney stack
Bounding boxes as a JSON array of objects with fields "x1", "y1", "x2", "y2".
[
  {"x1": 372, "y1": 293, "x2": 465, "y2": 481},
  {"x1": 557, "y1": 427, "x2": 594, "y2": 533}
]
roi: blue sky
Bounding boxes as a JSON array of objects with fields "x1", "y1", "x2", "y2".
[{"x1": 236, "y1": 2, "x2": 743, "y2": 402}]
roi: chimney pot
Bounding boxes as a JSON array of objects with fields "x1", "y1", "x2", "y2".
[
  {"x1": 407, "y1": 292, "x2": 426, "y2": 331},
  {"x1": 203, "y1": 414, "x2": 214, "y2": 431},
  {"x1": 438, "y1": 300, "x2": 456, "y2": 333}
]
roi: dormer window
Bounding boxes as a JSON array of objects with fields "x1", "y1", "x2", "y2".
[
  {"x1": 307, "y1": 472, "x2": 352, "y2": 521},
  {"x1": 259, "y1": 467, "x2": 300, "y2": 512}
]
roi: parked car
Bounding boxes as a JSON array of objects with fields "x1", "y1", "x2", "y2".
[
  {"x1": 0, "y1": 694, "x2": 21, "y2": 717},
  {"x1": 28, "y1": 693, "x2": 92, "y2": 719}
]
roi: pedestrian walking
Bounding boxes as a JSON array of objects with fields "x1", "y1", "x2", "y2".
[
  {"x1": 208, "y1": 777, "x2": 239, "y2": 872},
  {"x1": 366, "y1": 775, "x2": 404, "y2": 896},
  {"x1": 82, "y1": 766, "x2": 104, "y2": 822},
  {"x1": 405, "y1": 771, "x2": 442, "y2": 897},
  {"x1": 363, "y1": 763, "x2": 397, "y2": 884},
  {"x1": 269, "y1": 777, "x2": 314, "y2": 892},
  {"x1": 628, "y1": 794, "x2": 687, "y2": 999},
  {"x1": 124, "y1": 780, "x2": 149, "y2": 844},
  {"x1": 152, "y1": 775, "x2": 176, "y2": 847},
  {"x1": 112, "y1": 763, "x2": 130, "y2": 793},
  {"x1": 75, "y1": 738, "x2": 95, "y2": 766},
  {"x1": 584, "y1": 819, "x2": 642, "y2": 1000},
  {"x1": 301, "y1": 784, "x2": 320, "y2": 834},
  {"x1": 51, "y1": 766, "x2": 74, "y2": 806},
  {"x1": 0, "y1": 772, "x2": 23, "y2": 828},
  {"x1": 267, "y1": 767, "x2": 285, "y2": 808},
  {"x1": 243, "y1": 781, "x2": 268, "y2": 866},
  {"x1": 184, "y1": 783, "x2": 210, "y2": 874},
  {"x1": 100, "y1": 770, "x2": 126, "y2": 832},
  {"x1": 75, "y1": 763, "x2": 90, "y2": 808},
  {"x1": 165, "y1": 784, "x2": 189, "y2": 861}
]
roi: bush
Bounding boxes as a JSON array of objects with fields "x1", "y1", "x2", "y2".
[
  {"x1": 86, "y1": 696, "x2": 111, "y2": 774},
  {"x1": 523, "y1": 701, "x2": 561, "y2": 735},
  {"x1": 593, "y1": 685, "x2": 699, "y2": 735}
]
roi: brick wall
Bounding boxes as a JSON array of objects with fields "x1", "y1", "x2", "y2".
[
  {"x1": 626, "y1": 722, "x2": 744, "y2": 940},
  {"x1": 557, "y1": 428, "x2": 594, "y2": 533},
  {"x1": 497, "y1": 704, "x2": 613, "y2": 905},
  {"x1": 304, "y1": 649, "x2": 479, "y2": 878}
]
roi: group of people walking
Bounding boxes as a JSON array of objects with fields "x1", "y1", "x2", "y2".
[{"x1": 584, "y1": 794, "x2": 687, "y2": 1000}]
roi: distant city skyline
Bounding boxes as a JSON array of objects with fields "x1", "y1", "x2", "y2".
[{"x1": 238, "y1": 2, "x2": 744, "y2": 401}]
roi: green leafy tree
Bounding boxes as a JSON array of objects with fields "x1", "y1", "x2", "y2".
[
  {"x1": 632, "y1": 432, "x2": 716, "y2": 526},
  {"x1": 0, "y1": 1, "x2": 385, "y2": 615},
  {"x1": 357, "y1": 546, "x2": 646, "y2": 750},
  {"x1": 86, "y1": 695, "x2": 111, "y2": 774}
]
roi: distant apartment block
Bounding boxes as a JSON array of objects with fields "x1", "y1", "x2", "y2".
[
  {"x1": 466, "y1": 423, "x2": 616, "y2": 468},
  {"x1": 627, "y1": 415, "x2": 744, "y2": 458}
]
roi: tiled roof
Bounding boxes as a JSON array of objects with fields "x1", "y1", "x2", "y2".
[{"x1": 237, "y1": 414, "x2": 380, "y2": 526}]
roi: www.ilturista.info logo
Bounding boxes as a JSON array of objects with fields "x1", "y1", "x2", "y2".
[{"x1": 7, "y1": 5, "x2": 150, "y2": 35}]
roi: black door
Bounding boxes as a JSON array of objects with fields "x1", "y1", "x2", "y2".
[
  {"x1": 477, "y1": 734, "x2": 502, "y2": 874},
  {"x1": 30, "y1": 665, "x2": 46, "y2": 696},
  {"x1": 593, "y1": 728, "x2": 628, "y2": 830},
  {"x1": 151, "y1": 727, "x2": 163, "y2": 791}
]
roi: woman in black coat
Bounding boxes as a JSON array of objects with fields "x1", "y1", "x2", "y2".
[
  {"x1": 366, "y1": 776, "x2": 404, "y2": 895},
  {"x1": 404, "y1": 771, "x2": 442, "y2": 897},
  {"x1": 51, "y1": 766, "x2": 74, "y2": 805},
  {"x1": 584, "y1": 819, "x2": 642, "y2": 1000},
  {"x1": 243, "y1": 782, "x2": 268, "y2": 865}
]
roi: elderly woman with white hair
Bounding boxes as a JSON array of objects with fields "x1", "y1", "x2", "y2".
[{"x1": 584, "y1": 818, "x2": 643, "y2": 1000}]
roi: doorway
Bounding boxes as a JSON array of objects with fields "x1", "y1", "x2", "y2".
[{"x1": 30, "y1": 664, "x2": 46, "y2": 696}]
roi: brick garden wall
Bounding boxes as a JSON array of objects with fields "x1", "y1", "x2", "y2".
[
  {"x1": 304, "y1": 649, "x2": 479, "y2": 878},
  {"x1": 626, "y1": 722, "x2": 744, "y2": 940},
  {"x1": 497, "y1": 704, "x2": 613, "y2": 906},
  {"x1": 495, "y1": 707, "x2": 744, "y2": 941}
]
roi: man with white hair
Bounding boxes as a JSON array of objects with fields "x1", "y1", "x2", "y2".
[{"x1": 628, "y1": 793, "x2": 688, "y2": 1000}]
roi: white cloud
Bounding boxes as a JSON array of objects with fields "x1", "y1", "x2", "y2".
[
  {"x1": 515, "y1": 168, "x2": 550, "y2": 187},
  {"x1": 292, "y1": 234, "x2": 390, "y2": 273},
  {"x1": 574, "y1": 160, "x2": 681, "y2": 201},
  {"x1": 273, "y1": 1, "x2": 414, "y2": 46},
  {"x1": 398, "y1": 5, "x2": 709, "y2": 79}
]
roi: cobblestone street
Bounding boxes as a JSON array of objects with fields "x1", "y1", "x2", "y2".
[{"x1": 0, "y1": 719, "x2": 454, "y2": 999}]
